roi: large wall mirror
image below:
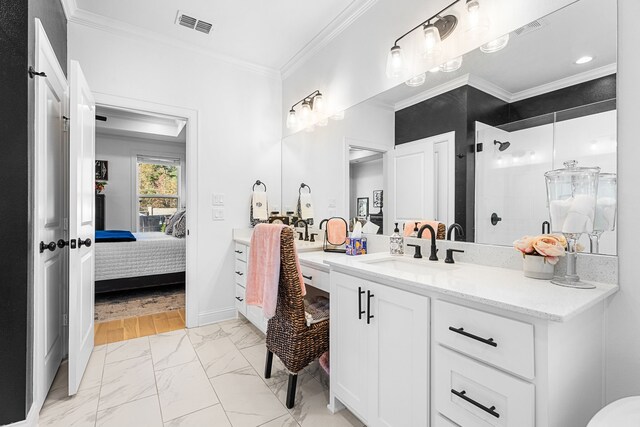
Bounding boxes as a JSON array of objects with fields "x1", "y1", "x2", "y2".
[{"x1": 281, "y1": 0, "x2": 617, "y2": 256}]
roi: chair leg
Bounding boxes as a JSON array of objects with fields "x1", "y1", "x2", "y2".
[
  {"x1": 264, "y1": 350, "x2": 274, "y2": 379},
  {"x1": 286, "y1": 374, "x2": 298, "y2": 409}
]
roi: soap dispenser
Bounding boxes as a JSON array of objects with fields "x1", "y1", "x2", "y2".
[
  {"x1": 390, "y1": 223, "x2": 404, "y2": 255},
  {"x1": 410, "y1": 222, "x2": 419, "y2": 238}
]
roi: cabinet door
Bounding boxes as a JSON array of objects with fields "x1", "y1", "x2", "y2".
[
  {"x1": 368, "y1": 283, "x2": 430, "y2": 427},
  {"x1": 330, "y1": 272, "x2": 369, "y2": 422}
]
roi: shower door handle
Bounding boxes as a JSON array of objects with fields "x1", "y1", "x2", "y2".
[{"x1": 490, "y1": 213, "x2": 502, "y2": 226}]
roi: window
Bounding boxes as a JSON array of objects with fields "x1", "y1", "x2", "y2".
[{"x1": 137, "y1": 155, "x2": 181, "y2": 232}]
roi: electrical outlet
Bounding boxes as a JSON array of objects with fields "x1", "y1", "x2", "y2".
[
  {"x1": 212, "y1": 193, "x2": 225, "y2": 206},
  {"x1": 212, "y1": 208, "x2": 225, "y2": 220}
]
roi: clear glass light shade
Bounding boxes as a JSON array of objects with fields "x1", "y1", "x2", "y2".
[
  {"x1": 313, "y1": 94, "x2": 324, "y2": 113},
  {"x1": 466, "y1": 0, "x2": 490, "y2": 34},
  {"x1": 544, "y1": 160, "x2": 600, "y2": 288},
  {"x1": 440, "y1": 56, "x2": 463, "y2": 72},
  {"x1": 286, "y1": 109, "x2": 297, "y2": 129},
  {"x1": 423, "y1": 24, "x2": 442, "y2": 59},
  {"x1": 405, "y1": 73, "x2": 426, "y2": 87},
  {"x1": 300, "y1": 100, "x2": 312, "y2": 126},
  {"x1": 480, "y1": 34, "x2": 510, "y2": 53},
  {"x1": 386, "y1": 45, "x2": 406, "y2": 78}
]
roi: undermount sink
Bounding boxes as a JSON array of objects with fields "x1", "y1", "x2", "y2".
[{"x1": 362, "y1": 257, "x2": 460, "y2": 274}]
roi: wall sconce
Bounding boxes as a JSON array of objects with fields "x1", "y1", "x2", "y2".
[{"x1": 286, "y1": 90, "x2": 325, "y2": 130}]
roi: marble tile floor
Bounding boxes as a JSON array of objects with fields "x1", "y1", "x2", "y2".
[{"x1": 40, "y1": 317, "x2": 364, "y2": 427}]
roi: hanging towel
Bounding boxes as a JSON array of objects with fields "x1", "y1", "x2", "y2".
[
  {"x1": 298, "y1": 193, "x2": 315, "y2": 223},
  {"x1": 327, "y1": 218, "x2": 348, "y2": 245},
  {"x1": 250, "y1": 191, "x2": 269, "y2": 226},
  {"x1": 403, "y1": 220, "x2": 441, "y2": 239},
  {"x1": 246, "y1": 224, "x2": 306, "y2": 319}
]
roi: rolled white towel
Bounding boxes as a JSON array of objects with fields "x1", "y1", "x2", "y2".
[
  {"x1": 562, "y1": 195, "x2": 596, "y2": 234},
  {"x1": 299, "y1": 193, "x2": 314, "y2": 221},
  {"x1": 594, "y1": 197, "x2": 617, "y2": 231},
  {"x1": 252, "y1": 191, "x2": 268, "y2": 221},
  {"x1": 549, "y1": 199, "x2": 571, "y2": 233}
]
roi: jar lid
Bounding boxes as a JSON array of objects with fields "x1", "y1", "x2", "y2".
[{"x1": 544, "y1": 160, "x2": 600, "y2": 179}]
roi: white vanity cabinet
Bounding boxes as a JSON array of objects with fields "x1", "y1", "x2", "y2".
[
  {"x1": 330, "y1": 271, "x2": 430, "y2": 427},
  {"x1": 234, "y1": 243, "x2": 248, "y2": 316}
]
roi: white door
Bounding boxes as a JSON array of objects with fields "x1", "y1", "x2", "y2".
[
  {"x1": 368, "y1": 283, "x2": 430, "y2": 427},
  {"x1": 330, "y1": 272, "x2": 370, "y2": 423},
  {"x1": 33, "y1": 19, "x2": 68, "y2": 405},
  {"x1": 392, "y1": 132, "x2": 455, "y2": 227},
  {"x1": 68, "y1": 60, "x2": 96, "y2": 396}
]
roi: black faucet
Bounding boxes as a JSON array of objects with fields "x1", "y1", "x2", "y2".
[
  {"x1": 445, "y1": 249, "x2": 464, "y2": 264},
  {"x1": 417, "y1": 224, "x2": 438, "y2": 261},
  {"x1": 447, "y1": 223, "x2": 465, "y2": 241},
  {"x1": 294, "y1": 219, "x2": 309, "y2": 241}
]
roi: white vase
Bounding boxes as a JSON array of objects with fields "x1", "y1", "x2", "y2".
[{"x1": 522, "y1": 255, "x2": 555, "y2": 280}]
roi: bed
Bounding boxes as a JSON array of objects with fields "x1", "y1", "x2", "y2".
[{"x1": 95, "y1": 231, "x2": 186, "y2": 293}]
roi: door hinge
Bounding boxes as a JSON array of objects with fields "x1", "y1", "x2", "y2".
[
  {"x1": 476, "y1": 143, "x2": 484, "y2": 152},
  {"x1": 63, "y1": 313, "x2": 68, "y2": 326},
  {"x1": 62, "y1": 116, "x2": 69, "y2": 132}
]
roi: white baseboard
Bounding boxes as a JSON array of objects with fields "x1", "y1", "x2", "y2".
[
  {"x1": 197, "y1": 307, "x2": 237, "y2": 326},
  {"x1": 3, "y1": 403, "x2": 37, "y2": 427}
]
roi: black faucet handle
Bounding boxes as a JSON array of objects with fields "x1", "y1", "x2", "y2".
[
  {"x1": 298, "y1": 232, "x2": 304, "y2": 240},
  {"x1": 310, "y1": 233, "x2": 318, "y2": 242},
  {"x1": 445, "y1": 249, "x2": 465, "y2": 264},
  {"x1": 407, "y1": 244, "x2": 422, "y2": 259}
]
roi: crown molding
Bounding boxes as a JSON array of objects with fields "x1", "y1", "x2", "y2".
[
  {"x1": 466, "y1": 74, "x2": 512, "y2": 102},
  {"x1": 59, "y1": 0, "x2": 77, "y2": 20},
  {"x1": 69, "y1": 9, "x2": 281, "y2": 79},
  {"x1": 280, "y1": 0, "x2": 379, "y2": 80},
  {"x1": 509, "y1": 63, "x2": 617, "y2": 102}
]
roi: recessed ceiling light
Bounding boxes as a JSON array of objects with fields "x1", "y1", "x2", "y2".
[{"x1": 575, "y1": 56, "x2": 593, "y2": 65}]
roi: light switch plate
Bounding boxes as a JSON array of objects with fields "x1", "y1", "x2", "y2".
[
  {"x1": 212, "y1": 193, "x2": 225, "y2": 206},
  {"x1": 212, "y1": 208, "x2": 225, "y2": 220}
]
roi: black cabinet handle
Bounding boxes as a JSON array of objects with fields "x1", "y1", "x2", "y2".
[
  {"x1": 78, "y1": 238, "x2": 92, "y2": 248},
  {"x1": 235, "y1": 296, "x2": 244, "y2": 302},
  {"x1": 57, "y1": 239, "x2": 69, "y2": 249},
  {"x1": 302, "y1": 274, "x2": 313, "y2": 280},
  {"x1": 235, "y1": 271, "x2": 244, "y2": 276},
  {"x1": 358, "y1": 287, "x2": 365, "y2": 320},
  {"x1": 367, "y1": 290, "x2": 374, "y2": 324},
  {"x1": 235, "y1": 250, "x2": 243, "y2": 254},
  {"x1": 542, "y1": 221, "x2": 550, "y2": 234},
  {"x1": 39, "y1": 241, "x2": 56, "y2": 253},
  {"x1": 451, "y1": 389, "x2": 500, "y2": 418},
  {"x1": 448, "y1": 326, "x2": 497, "y2": 347},
  {"x1": 490, "y1": 213, "x2": 502, "y2": 226}
]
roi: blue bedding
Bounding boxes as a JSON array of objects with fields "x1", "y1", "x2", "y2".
[{"x1": 96, "y1": 230, "x2": 137, "y2": 243}]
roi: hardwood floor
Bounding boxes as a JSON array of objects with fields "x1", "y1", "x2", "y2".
[{"x1": 94, "y1": 308, "x2": 186, "y2": 345}]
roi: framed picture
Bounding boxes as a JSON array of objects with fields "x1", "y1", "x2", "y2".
[
  {"x1": 373, "y1": 190, "x2": 383, "y2": 208},
  {"x1": 95, "y1": 160, "x2": 108, "y2": 181},
  {"x1": 357, "y1": 197, "x2": 369, "y2": 218}
]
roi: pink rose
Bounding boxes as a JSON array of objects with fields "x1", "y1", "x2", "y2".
[
  {"x1": 532, "y1": 235, "x2": 566, "y2": 259},
  {"x1": 513, "y1": 236, "x2": 535, "y2": 254}
]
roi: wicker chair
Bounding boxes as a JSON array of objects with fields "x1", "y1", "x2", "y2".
[{"x1": 264, "y1": 227, "x2": 329, "y2": 408}]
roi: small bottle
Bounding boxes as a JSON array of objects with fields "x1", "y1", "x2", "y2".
[
  {"x1": 410, "y1": 222, "x2": 419, "y2": 238},
  {"x1": 390, "y1": 223, "x2": 404, "y2": 255}
]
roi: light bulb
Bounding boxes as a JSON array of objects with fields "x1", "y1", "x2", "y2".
[
  {"x1": 440, "y1": 56, "x2": 463, "y2": 73},
  {"x1": 386, "y1": 45, "x2": 405, "y2": 78},
  {"x1": 300, "y1": 99, "x2": 311, "y2": 125},
  {"x1": 480, "y1": 34, "x2": 509, "y2": 53},
  {"x1": 313, "y1": 93, "x2": 324, "y2": 113},
  {"x1": 286, "y1": 109, "x2": 297, "y2": 129},
  {"x1": 465, "y1": 0, "x2": 489, "y2": 34},
  {"x1": 423, "y1": 23, "x2": 442, "y2": 58},
  {"x1": 405, "y1": 73, "x2": 426, "y2": 87}
]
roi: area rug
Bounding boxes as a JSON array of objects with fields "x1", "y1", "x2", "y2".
[{"x1": 95, "y1": 284, "x2": 185, "y2": 322}]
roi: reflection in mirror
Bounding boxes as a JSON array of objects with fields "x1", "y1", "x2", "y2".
[{"x1": 281, "y1": 0, "x2": 617, "y2": 255}]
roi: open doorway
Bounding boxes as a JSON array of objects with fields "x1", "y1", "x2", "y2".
[
  {"x1": 348, "y1": 147, "x2": 385, "y2": 234},
  {"x1": 92, "y1": 105, "x2": 189, "y2": 345}
]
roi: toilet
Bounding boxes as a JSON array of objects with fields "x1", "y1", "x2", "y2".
[{"x1": 588, "y1": 396, "x2": 640, "y2": 426}]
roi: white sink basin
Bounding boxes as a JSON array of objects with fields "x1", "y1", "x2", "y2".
[{"x1": 362, "y1": 257, "x2": 460, "y2": 274}]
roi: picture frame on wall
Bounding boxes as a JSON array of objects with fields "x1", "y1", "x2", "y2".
[
  {"x1": 373, "y1": 190, "x2": 383, "y2": 209},
  {"x1": 357, "y1": 197, "x2": 369, "y2": 218},
  {"x1": 95, "y1": 160, "x2": 108, "y2": 181}
]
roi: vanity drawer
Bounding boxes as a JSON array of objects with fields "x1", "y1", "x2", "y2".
[
  {"x1": 433, "y1": 300, "x2": 534, "y2": 379},
  {"x1": 300, "y1": 265, "x2": 329, "y2": 293},
  {"x1": 434, "y1": 346, "x2": 534, "y2": 427},
  {"x1": 246, "y1": 304, "x2": 268, "y2": 334},
  {"x1": 234, "y1": 259, "x2": 247, "y2": 287},
  {"x1": 234, "y1": 243, "x2": 247, "y2": 262},
  {"x1": 235, "y1": 284, "x2": 246, "y2": 315}
]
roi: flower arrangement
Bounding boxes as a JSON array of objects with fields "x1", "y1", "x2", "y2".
[
  {"x1": 513, "y1": 234, "x2": 567, "y2": 265},
  {"x1": 95, "y1": 181, "x2": 107, "y2": 193}
]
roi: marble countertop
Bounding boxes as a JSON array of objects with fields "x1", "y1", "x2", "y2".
[
  {"x1": 298, "y1": 251, "x2": 350, "y2": 272},
  {"x1": 233, "y1": 235, "x2": 324, "y2": 252},
  {"x1": 325, "y1": 253, "x2": 618, "y2": 322}
]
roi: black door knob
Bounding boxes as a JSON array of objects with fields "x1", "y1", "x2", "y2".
[
  {"x1": 39, "y1": 241, "x2": 56, "y2": 253},
  {"x1": 490, "y1": 213, "x2": 502, "y2": 226},
  {"x1": 78, "y1": 238, "x2": 92, "y2": 248},
  {"x1": 57, "y1": 239, "x2": 69, "y2": 249}
]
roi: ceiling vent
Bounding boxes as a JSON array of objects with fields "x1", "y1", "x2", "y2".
[
  {"x1": 513, "y1": 19, "x2": 545, "y2": 37},
  {"x1": 175, "y1": 10, "x2": 213, "y2": 35}
]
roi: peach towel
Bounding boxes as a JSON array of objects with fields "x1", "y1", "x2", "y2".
[
  {"x1": 246, "y1": 224, "x2": 306, "y2": 319},
  {"x1": 403, "y1": 220, "x2": 441, "y2": 239},
  {"x1": 326, "y1": 218, "x2": 347, "y2": 245}
]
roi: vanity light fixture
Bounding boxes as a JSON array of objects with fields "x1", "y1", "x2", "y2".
[
  {"x1": 440, "y1": 56, "x2": 463, "y2": 72},
  {"x1": 480, "y1": 33, "x2": 510, "y2": 53},
  {"x1": 286, "y1": 90, "x2": 324, "y2": 130},
  {"x1": 386, "y1": 0, "x2": 460, "y2": 82},
  {"x1": 465, "y1": 0, "x2": 489, "y2": 34},
  {"x1": 575, "y1": 55, "x2": 594, "y2": 64},
  {"x1": 406, "y1": 73, "x2": 427, "y2": 87}
]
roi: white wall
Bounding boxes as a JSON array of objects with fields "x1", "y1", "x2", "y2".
[
  {"x1": 283, "y1": 0, "x2": 639, "y2": 404},
  {"x1": 69, "y1": 22, "x2": 282, "y2": 325},
  {"x1": 349, "y1": 158, "x2": 383, "y2": 219},
  {"x1": 96, "y1": 135, "x2": 186, "y2": 231}
]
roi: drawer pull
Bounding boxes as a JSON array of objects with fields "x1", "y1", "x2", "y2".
[
  {"x1": 448, "y1": 326, "x2": 497, "y2": 347},
  {"x1": 358, "y1": 287, "x2": 365, "y2": 320},
  {"x1": 367, "y1": 290, "x2": 375, "y2": 324},
  {"x1": 235, "y1": 250, "x2": 243, "y2": 254},
  {"x1": 235, "y1": 296, "x2": 244, "y2": 302},
  {"x1": 302, "y1": 274, "x2": 313, "y2": 280},
  {"x1": 451, "y1": 389, "x2": 500, "y2": 418},
  {"x1": 235, "y1": 271, "x2": 244, "y2": 276}
]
